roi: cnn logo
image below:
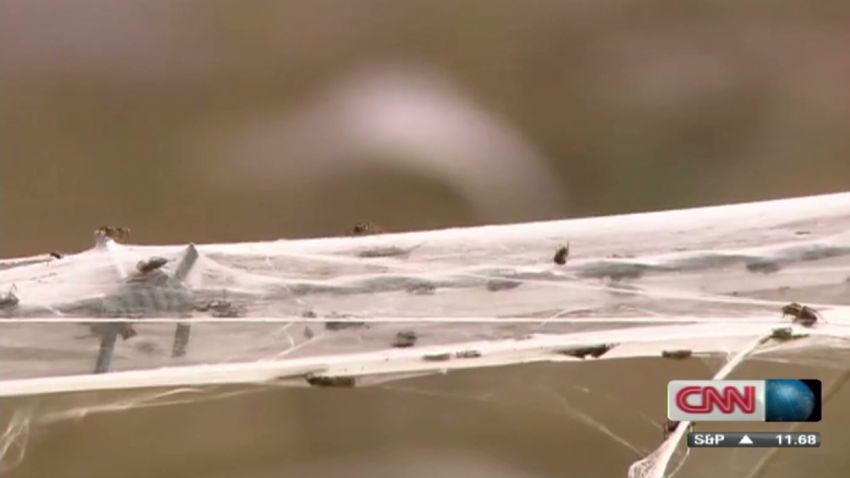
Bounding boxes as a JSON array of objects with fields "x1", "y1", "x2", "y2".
[{"x1": 668, "y1": 380, "x2": 766, "y2": 421}]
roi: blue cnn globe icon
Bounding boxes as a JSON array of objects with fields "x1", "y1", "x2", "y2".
[{"x1": 765, "y1": 379, "x2": 817, "y2": 422}]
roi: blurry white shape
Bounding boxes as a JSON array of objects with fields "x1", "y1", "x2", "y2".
[{"x1": 203, "y1": 65, "x2": 566, "y2": 220}]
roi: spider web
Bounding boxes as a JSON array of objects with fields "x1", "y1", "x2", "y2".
[{"x1": 2, "y1": 191, "x2": 850, "y2": 477}]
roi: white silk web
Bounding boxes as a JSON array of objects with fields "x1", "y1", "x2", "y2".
[{"x1": 2, "y1": 192, "x2": 850, "y2": 477}]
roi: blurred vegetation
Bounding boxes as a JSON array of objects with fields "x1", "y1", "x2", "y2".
[{"x1": 2, "y1": 0, "x2": 850, "y2": 256}]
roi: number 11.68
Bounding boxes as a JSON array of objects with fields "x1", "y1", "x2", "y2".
[{"x1": 776, "y1": 434, "x2": 817, "y2": 446}]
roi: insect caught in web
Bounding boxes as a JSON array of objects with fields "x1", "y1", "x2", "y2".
[
  {"x1": 781, "y1": 302, "x2": 821, "y2": 327},
  {"x1": 194, "y1": 299, "x2": 243, "y2": 318},
  {"x1": 393, "y1": 330, "x2": 418, "y2": 348},
  {"x1": 553, "y1": 243, "x2": 569, "y2": 265},
  {"x1": 305, "y1": 374, "x2": 356, "y2": 388},
  {"x1": 136, "y1": 257, "x2": 168, "y2": 274},
  {"x1": 559, "y1": 343, "x2": 616, "y2": 359},
  {"x1": 769, "y1": 327, "x2": 808, "y2": 342},
  {"x1": 350, "y1": 222, "x2": 385, "y2": 236},
  {"x1": 661, "y1": 349, "x2": 692, "y2": 360}
]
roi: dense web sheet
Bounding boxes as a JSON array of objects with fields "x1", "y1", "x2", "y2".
[{"x1": 2, "y1": 192, "x2": 850, "y2": 477}]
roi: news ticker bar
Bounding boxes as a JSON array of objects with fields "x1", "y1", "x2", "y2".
[{"x1": 687, "y1": 432, "x2": 821, "y2": 448}]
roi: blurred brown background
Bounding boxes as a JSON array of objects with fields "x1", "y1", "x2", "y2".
[{"x1": 3, "y1": 0, "x2": 850, "y2": 258}]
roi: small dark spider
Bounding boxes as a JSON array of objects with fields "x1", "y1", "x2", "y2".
[
  {"x1": 137, "y1": 257, "x2": 168, "y2": 274},
  {"x1": 769, "y1": 327, "x2": 808, "y2": 342},
  {"x1": 351, "y1": 222, "x2": 384, "y2": 236},
  {"x1": 393, "y1": 330, "x2": 418, "y2": 348},
  {"x1": 782, "y1": 302, "x2": 820, "y2": 327},
  {"x1": 195, "y1": 299, "x2": 241, "y2": 318},
  {"x1": 553, "y1": 243, "x2": 570, "y2": 265},
  {"x1": 305, "y1": 374, "x2": 356, "y2": 388},
  {"x1": 559, "y1": 343, "x2": 616, "y2": 359},
  {"x1": 746, "y1": 261, "x2": 781, "y2": 274},
  {"x1": 661, "y1": 349, "x2": 693, "y2": 360}
]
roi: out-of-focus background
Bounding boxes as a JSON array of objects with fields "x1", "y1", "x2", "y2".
[{"x1": 3, "y1": 0, "x2": 850, "y2": 257}]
